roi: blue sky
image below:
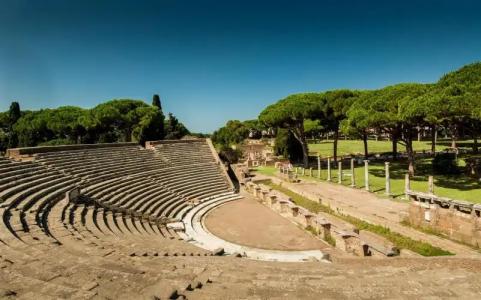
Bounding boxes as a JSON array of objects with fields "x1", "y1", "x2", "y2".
[{"x1": 1, "y1": 0, "x2": 481, "y2": 133}]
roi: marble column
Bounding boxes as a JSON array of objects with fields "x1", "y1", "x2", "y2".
[
  {"x1": 385, "y1": 162, "x2": 391, "y2": 196},
  {"x1": 317, "y1": 155, "x2": 321, "y2": 179},
  {"x1": 428, "y1": 176, "x2": 434, "y2": 194},
  {"x1": 327, "y1": 157, "x2": 332, "y2": 181},
  {"x1": 338, "y1": 161, "x2": 343, "y2": 184},
  {"x1": 405, "y1": 173, "x2": 411, "y2": 198},
  {"x1": 350, "y1": 158, "x2": 356, "y2": 187},
  {"x1": 364, "y1": 160, "x2": 370, "y2": 191}
]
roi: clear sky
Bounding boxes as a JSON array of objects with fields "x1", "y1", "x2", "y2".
[{"x1": 1, "y1": 0, "x2": 481, "y2": 133}]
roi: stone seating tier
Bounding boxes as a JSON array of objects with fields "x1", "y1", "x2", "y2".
[{"x1": 0, "y1": 139, "x2": 238, "y2": 292}]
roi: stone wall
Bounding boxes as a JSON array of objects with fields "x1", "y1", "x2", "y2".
[
  {"x1": 6, "y1": 142, "x2": 138, "y2": 159},
  {"x1": 144, "y1": 138, "x2": 203, "y2": 148},
  {"x1": 407, "y1": 190, "x2": 481, "y2": 247}
]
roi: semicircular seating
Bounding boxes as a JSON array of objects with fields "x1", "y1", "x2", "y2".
[
  {"x1": 1, "y1": 139, "x2": 239, "y2": 260},
  {"x1": 0, "y1": 141, "x2": 248, "y2": 298}
]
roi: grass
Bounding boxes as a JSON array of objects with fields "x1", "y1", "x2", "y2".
[
  {"x1": 307, "y1": 139, "x2": 476, "y2": 157},
  {"x1": 263, "y1": 180, "x2": 453, "y2": 256},
  {"x1": 306, "y1": 225, "x2": 337, "y2": 247},
  {"x1": 324, "y1": 234, "x2": 336, "y2": 247},
  {"x1": 255, "y1": 157, "x2": 481, "y2": 203},
  {"x1": 305, "y1": 225, "x2": 318, "y2": 235},
  {"x1": 308, "y1": 140, "x2": 433, "y2": 157}
]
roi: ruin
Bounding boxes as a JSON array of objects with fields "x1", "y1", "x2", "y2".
[
  {"x1": 407, "y1": 189, "x2": 481, "y2": 247},
  {"x1": 1, "y1": 139, "x2": 481, "y2": 298}
]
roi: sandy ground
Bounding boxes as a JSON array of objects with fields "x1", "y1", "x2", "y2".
[{"x1": 204, "y1": 195, "x2": 328, "y2": 251}]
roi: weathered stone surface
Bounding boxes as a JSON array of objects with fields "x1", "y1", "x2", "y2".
[
  {"x1": 0, "y1": 289, "x2": 17, "y2": 298},
  {"x1": 212, "y1": 248, "x2": 225, "y2": 256}
]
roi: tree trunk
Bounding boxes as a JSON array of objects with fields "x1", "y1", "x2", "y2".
[
  {"x1": 404, "y1": 129, "x2": 415, "y2": 176},
  {"x1": 407, "y1": 140, "x2": 415, "y2": 176},
  {"x1": 451, "y1": 124, "x2": 457, "y2": 148},
  {"x1": 333, "y1": 126, "x2": 339, "y2": 163},
  {"x1": 291, "y1": 124, "x2": 309, "y2": 168},
  {"x1": 431, "y1": 124, "x2": 436, "y2": 154},
  {"x1": 363, "y1": 132, "x2": 369, "y2": 159},
  {"x1": 300, "y1": 139, "x2": 309, "y2": 168},
  {"x1": 392, "y1": 134, "x2": 398, "y2": 161}
]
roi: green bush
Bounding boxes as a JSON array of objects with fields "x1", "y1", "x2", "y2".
[
  {"x1": 274, "y1": 128, "x2": 303, "y2": 162},
  {"x1": 218, "y1": 145, "x2": 243, "y2": 164},
  {"x1": 38, "y1": 138, "x2": 76, "y2": 146},
  {"x1": 432, "y1": 153, "x2": 460, "y2": 175}
]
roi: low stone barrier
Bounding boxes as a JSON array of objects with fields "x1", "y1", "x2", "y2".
[
  {"x1": 246, "y1": 181, "x2": 397, "y2": 257},
  {"x1": 7, "y1": 142, "x2": 137, "y2": 159},
  {"x1": 407, "y1": 190, "x2": 481, "y2": 247}
]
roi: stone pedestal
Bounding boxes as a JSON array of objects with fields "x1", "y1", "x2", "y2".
[
  {"x1": 254, "y1": 187, "x2": 262, "y2": 198},
  {"x1": 320, "y1": 223, "x2": 331, "y2": 240},
  {"x1": 268, "y1": 195, "x2": 277, "y2": 207},
  {"x1": 261, "y1": 190, "x2": 269, "y2": 202},
  {"x1": 305, "y1": 214, "x2": 314, "y2": 227},
  {"x1": 291, "y1": 206, "x2": 299, "y2": 218}
]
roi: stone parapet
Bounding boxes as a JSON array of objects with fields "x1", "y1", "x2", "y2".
[{"x1": 7, "y1": 142, "x2": 138, "y2": 160}]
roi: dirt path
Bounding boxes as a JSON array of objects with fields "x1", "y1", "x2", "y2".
[
  {"x1": 255, "y1": 173, "x2": 481, "y2": 257},
  {"x1": 204, "y1": 194, "x2": 328, "y2": 251}
]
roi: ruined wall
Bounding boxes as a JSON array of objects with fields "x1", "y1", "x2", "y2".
[{"x1": 408, "y1": 191, "x2": 481, "y2": 247}]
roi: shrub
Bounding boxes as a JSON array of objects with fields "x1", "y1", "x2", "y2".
[
  {"x1": 218, "y1": 145, "x2": 243, "y2": 164},
  {"x1": 432, "y1": 153, "x2": 460, "y2": 175},
  {"x1": 465, "y1": 157, "x2": 481, "y2": 179},
  {"x1": 274, "y1": 128, "x2": 303, "y2": 162},
  {"x1": 38, "y1": 138, "x2": 76, "y2": 146}
]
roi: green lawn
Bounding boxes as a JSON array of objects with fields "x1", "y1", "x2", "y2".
[
  {"x1": 308, "y1": 139, "x2": 475, "y2": 157},
  {"x1": 255, "y1": 160, "x2": 481, "y2": 203}
]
